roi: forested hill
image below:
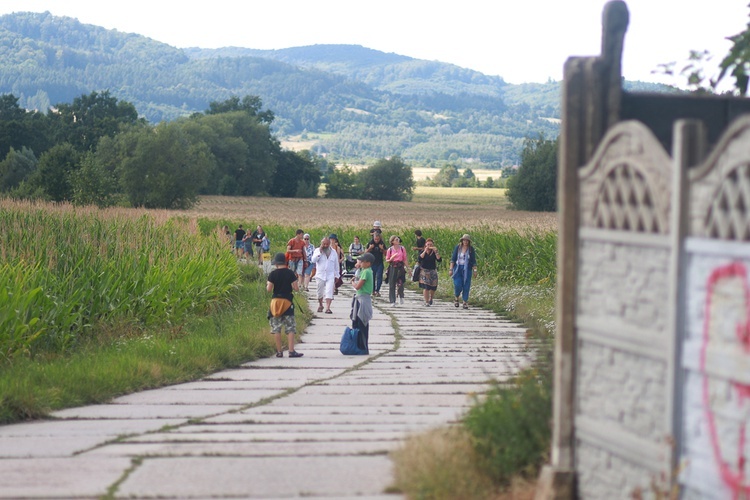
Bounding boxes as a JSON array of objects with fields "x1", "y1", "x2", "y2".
[{"x1": 0, "y1": 11, "x2": 673, "y2": 167}]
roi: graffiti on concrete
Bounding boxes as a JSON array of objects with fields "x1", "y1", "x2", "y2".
[{"x1": 702, "y1": 261, "x2": 750, "y2": 499}]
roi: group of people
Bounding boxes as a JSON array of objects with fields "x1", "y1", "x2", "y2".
[
  {"x1": 224, "y1": 224, "x2": 268, "y2": 266},
  {"x1": 263, "y1": 221, "x2": 479, "y2": 358}
]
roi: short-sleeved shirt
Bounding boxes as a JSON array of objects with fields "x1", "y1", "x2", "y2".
[
  {"x1": 235, "y1": 228, "x2": 246, "y2": 241},
  {"x1": 415, "y1": 237, "x2": 426, "y2": 252},
  {"x1": 287, "y1": 237, "x2": 307, "y2": 260},
  {"x1": 251, "y1": 230, "x2": 265, "y2": 247},
  {"x1": 357, "y1": 267, "x2": 373, "y2": 296},
  {"x1": 267, "y1": 267, "x2": 297, "y2": 303}
]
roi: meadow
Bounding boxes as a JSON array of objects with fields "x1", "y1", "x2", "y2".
[{"x1": 0, "y1": 188, "x2": 556, "y2": 496}]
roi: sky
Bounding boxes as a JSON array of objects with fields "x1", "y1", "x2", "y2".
[{"x1": 0, "y1": 0, "x2": 747, "y2": 88}]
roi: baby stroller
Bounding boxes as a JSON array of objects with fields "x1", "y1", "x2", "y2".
[{"x1": 343, "y1": 251, "x2": 359, "y2": 277}]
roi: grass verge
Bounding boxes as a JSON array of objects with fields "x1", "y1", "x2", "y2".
[{"x1": 0, "y1": 264, "x2": 311, "y2": 424}]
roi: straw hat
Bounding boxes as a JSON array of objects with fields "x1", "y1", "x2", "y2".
[{"x1": 460, "y1": 234, "x2": 472, "y2": 243}]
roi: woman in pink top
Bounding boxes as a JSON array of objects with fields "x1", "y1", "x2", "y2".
[{"x1": 385, "y1": 235, "x2": 408, "y2": 306}]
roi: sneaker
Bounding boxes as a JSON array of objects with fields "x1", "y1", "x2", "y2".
[
  {"x1": 289, "y1": 351, "x2": 304, "y2": 358},
  {"x1": 275, "y1": 351, "x2": 283, "y2": 358},
  {"x1": 391, "y1": 302, "x2": 397, "y2": 307},
  {"x1": 424, "y1": 302, "x2": 430, "y2": 306},
  {"x1": 429, "y1": 299, "x2": 433, "y2": 305},
  {"x1": 399, "y1": 297, "x2": 404, "y2": 305}
]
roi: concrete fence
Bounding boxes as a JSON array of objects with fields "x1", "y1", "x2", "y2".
[{"x1": 537, "y1": 2, "x2": 750, "y2": 498}]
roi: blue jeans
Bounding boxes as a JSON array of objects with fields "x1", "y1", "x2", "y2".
[
  {"x1": 452, "y1": 267, "x2": 472, "y2": 302},
  {"x1": 371, "y1": 262, "x2": 384, "y2": 292}
]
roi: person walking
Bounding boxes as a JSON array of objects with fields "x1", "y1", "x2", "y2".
[
  {"x1": 286, "y1": 229, "x2": 307, "y2": 291},
  {"x1": 418, "y1": 238, "x2": 442, "y2": 306},
  {"x1": 350, "y1": 252, "x2": 375, "y2": 354},
  {"x1": 242, "y1": 230, "x2": 254, "y2": 261},
  {"x1": 302, "y1": 233, "x2": 315, "y2": 292},
  {"x1": 385, "y1": 235, "x2": 408, "y2": 306},
  {"x1": 266, "y1": 252, "x2": 303, "y2": 358},
  {"x1": 311, "y1": 237, "x2": 340, "y2": 314},
  {"x1": 346, "y1": 235, "x2": 364, "y2": 273},
  {"x1": 234, "y1": 225, "x2": 246, "y2": 258},
  {"x1": 328, "y1": 234, "x2": 345, "y2": 295},
  {"x1": 366, "y1": 231, "x2": 387, "y2": 297},
  {"x1": 413, "y1": 229, "x2": 426, "y2": 262},
  {"x1": 449, "y1": 234, "x2": 477, "y2": 309},
  {"x1": 251, "y1": 225, "x2": 266, "y2": 266}
]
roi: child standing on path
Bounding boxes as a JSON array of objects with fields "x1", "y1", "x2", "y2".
[
  {"x1": 350, "y1": 252, "x2": 374, "y2": 353},
  {"x1": 266, "y1": 252, "x2": 303, "y2": 358}
]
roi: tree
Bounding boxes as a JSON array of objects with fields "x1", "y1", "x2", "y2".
[
  {"x1": 31, "y1": 143, "x2": 81, "y2": 202},
  {"x1": 432, "y1": 164, "x2": 459, "y2": 187},
  {"x1": 51, "y1": 91, "x2": 140, "y2": 151},
  {"x1": 71, "y1": 152, "x2": 118, "y2": 208},
  {"x1": 269, "y1": 149, "x2": 321, "y2": 198},
  {"x1": 325, "y1": 164, "x2": 361, "y2": 199},
  {"x1": 206, "y1": 95, "x2": 275, "y2": 124},
  {"x1": 506, "y1": 135, "x2": 558, "y2": 212},
  {"x1": 0, "y1": 147, "x2": 37, "y2": 192},
  {"x1": 118, "y1": 123, "x2": 212, "y2": 209},
  {"x1": 359, "y1": 156, "x2": 415, "y2": 201}
]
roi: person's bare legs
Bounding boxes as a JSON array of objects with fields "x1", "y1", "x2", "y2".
[
  {"x1": 275, "y1": 333, "x2": 282, "y2": 353},
  {"x1": 287, "y1": 332, "x2": 295, "y2": 352},
  {"x1": 325, "y1": 298, "x2": 333, "y2": 312}
]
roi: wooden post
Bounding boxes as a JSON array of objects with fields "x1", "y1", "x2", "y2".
[{"x1": 536, "y1": 3, "x2": 629, "y2": 498}]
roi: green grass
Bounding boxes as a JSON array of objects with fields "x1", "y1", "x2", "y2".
[{"x1": 0, "y1": 265, "x2": 312, "y2": 424}]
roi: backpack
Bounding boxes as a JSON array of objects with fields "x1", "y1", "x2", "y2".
[
  {"x1": 340, "y1": 326, "x2": 368, "y2": 355},
  {"x1": 261, "y1": 236, "x2": 270, "y2": 252}
]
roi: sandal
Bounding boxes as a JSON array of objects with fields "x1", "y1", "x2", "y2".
[
  {"x1": 317, "y1": 305, "x2": 324, "y2": 312},
  {"x1": 463, "y1": 302, "x2": 469, "y2": 309},
  {"x1": 454, "y1": 297, "x2": 460, "y2": 308},
  {"x1": 325, "y1": 309, "x2": 333, "y2": 314},
  {"x1": 275, "y1": 351, "x2": 283, "y2": 358},
  {"x1": 289, "y1": 351, "x2": 304, "y2": 358}
]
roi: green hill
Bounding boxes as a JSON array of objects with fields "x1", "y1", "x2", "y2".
[{"x1": 0, "y1": 11, "x2": 674, "y2": 167}]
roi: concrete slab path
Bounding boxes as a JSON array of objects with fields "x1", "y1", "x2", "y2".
[{"x1": 0, "y1": 280, "x2": 534, "y2": 499}]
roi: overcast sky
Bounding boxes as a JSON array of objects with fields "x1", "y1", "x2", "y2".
[{"x1": 1, "y1": 0, "x2": 747, "y2": 88}]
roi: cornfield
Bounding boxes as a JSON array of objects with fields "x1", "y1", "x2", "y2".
[{"x1": 0, "y1": 199, "x2": 240, "y2": 360}]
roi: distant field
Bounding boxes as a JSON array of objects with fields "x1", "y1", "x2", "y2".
[
  {"x1": 180, "y1": 187, "x2": 556, "y2": 233},
  {"x1": 278, "y1": 136, "x2": 505, "y2": 183}
]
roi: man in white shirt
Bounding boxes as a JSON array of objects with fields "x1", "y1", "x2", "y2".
[{"x1": 311, "y1": 237, "x2": 340, "y2": 314}]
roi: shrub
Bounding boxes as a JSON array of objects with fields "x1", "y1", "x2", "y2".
[{"x1": 506, "y1": 135, "x2": 558, "y2": 212}]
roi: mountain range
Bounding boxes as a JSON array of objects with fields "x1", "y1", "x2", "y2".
[{"x1": 0, "y1": 11, "x2": 672, "y2": 167}]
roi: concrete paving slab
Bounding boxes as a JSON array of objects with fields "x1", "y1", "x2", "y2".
[
  {"x1": 117, "y1": 456, "x2": 396, "y2": 498},
  {"x1": 171, "y1": 422, "x2": 443, "y2": 434},
  {"x1": 263, "y1": 393, "x2": 475, "y2": 408},
  {"x1": 110, "y1": 388, "x2": 281, "y2": 406},
  {"x1": 51, "y1": 404, "x2": 242, "y2": 420},
  {"x1": 86, "y1": 439, "x2": 399, "y2": 458},
  {"x1": 201, "y1": 412, "x2": 457, "y2": 426},
  {"x1": 0, "y1": 435, "x2": 112, "y2": 458},
  {"x1": 0, "y1": 418, "x2": 183, "y2": 438},
  {"x1": 0, "y1": 457, "x2": 131, "y2": 499},
  {"x1": 204, "y1": 368, "x2": 343, "y2": 381},
  {"x1": 122, "y1": 430, "x2": 408, "y2": 444}
]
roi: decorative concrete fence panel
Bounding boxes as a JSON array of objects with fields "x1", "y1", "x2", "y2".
[
  {"x1": 679, "y1": 116, "x2": 750, "y2": 499},
  {"x1": 574, "y1": 121, "x2": 674, "y2": 498},
  {"x1": 536, "y1": 3, "x2": 750, "y2": 499}
]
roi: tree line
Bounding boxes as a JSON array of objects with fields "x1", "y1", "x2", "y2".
[{"x1": 0, "y1": 92, "x2": 416, "y2": 208}]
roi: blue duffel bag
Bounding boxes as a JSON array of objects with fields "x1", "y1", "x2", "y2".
[{"x1": 340, "y1": 326, "x2": 368, "y2": 355}]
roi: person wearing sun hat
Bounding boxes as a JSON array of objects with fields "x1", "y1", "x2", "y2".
[
  {"x1": 449, "y1": 234, "x2": 477, "y2": 309},
  {"x1": 369, "y1": 220, "x2": 382, "y2": 237}
]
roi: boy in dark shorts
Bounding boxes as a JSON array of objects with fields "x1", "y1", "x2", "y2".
[{"x1": 266, "y1": 252, "x2": 303, "y2": 358}]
